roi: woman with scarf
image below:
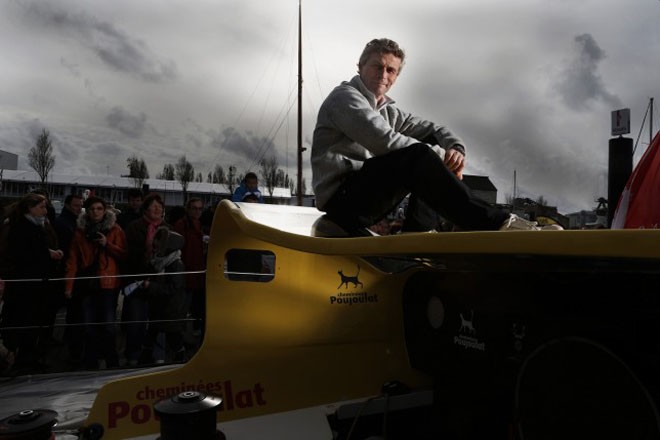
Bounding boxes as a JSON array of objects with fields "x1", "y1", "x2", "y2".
[
  {"x1": 121, "y1": 193, "x2": 170, "y2": 366},
  {"x1": 136, "y1": 226, "x2": 187, "y2": 364},
  {"x1": 0, "y1": 192, "x2": 63, "y2": 373},
  {"x1": 64, "y1": 196, "x2": 127, "y2": 369}
]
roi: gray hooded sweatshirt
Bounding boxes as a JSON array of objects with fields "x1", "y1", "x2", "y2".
[{"x1": 311, "y1": 75, "x2": 465, "y2": 210}]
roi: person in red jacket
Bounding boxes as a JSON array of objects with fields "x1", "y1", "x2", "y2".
[
  {"x1": 64, "y1": 196, "x2": 127, "y2": 369},
  {"x1": 174, "y1": 198, "x2": 207, "y2": 339}
]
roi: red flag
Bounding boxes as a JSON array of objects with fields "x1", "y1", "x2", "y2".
[{"x1": 611, "y1": 132, "x2": 660, "y2": 229}]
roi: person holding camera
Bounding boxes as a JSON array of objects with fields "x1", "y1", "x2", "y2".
[{"x1": 64, "y1": 196, "x2": 127, "y2": 369}]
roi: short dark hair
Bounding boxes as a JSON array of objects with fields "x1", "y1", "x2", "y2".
[
  {"x1": 244, "y1": 172, "x2": 258, "y2": 182},
  {"x1": 83, "y1": 196, "x2": 107, "y2": 211},
  {"x1": 186, "y1": 197, "x2": 203, "y2": 209},
  {"x1": 141, "y1": 193, "x2": 164, "y2": 212},
  {"x1": 358, "y1": 38, "x2": 405, "y2": 72},
  {"x1": 64, "y1": 194, "x2": 82, "y2": 205}
]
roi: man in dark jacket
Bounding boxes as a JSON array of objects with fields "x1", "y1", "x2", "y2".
[
  {"x1": 54, "y1": 193, "x2": 84, "y2": 365},
  {"x1": 174, "y1": 198, "x2": 207, "y2": 337},
  {"x1": 55, "y1": 194, "x2": 83, "y2": 261},
  {"x1": 117, "y1": 188, "x2": 143, "y2": 231}
]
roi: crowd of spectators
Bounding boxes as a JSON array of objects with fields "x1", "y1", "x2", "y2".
[
  {"x1": 0, "y1": 190, "x2": 212, "y2": 375},
  {"x1": 0, "y1": 174, "x2": 409, "y2": 375}
]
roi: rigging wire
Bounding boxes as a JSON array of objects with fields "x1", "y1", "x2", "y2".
[
  {"x1": 249, "y1": 94, "x2": 297, "y2": 172},
  {"x1": 633, "y1": 97, "x2": 658, "y2": 157},
  {"x1": 201, "y1": 11, "x2": 298, "y2": 179},
  {"x1": 200, "y1": 3, "x2": 322, "y2": 189}
]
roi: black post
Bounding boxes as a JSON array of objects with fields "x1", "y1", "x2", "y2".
[
  {"x1": 608, "y1": 136, "x2": 633, "y2": 227},
  {"x1": 0, "y1": 409, "x2": 58, "y2": 440},
  {"x1": 154, "y1": 391, "x2": 224, "y2": 440}
]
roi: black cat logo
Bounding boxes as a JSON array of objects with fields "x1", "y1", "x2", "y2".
[{"x1": 337, "y1": 265, "x2": 363, "y2": 289}]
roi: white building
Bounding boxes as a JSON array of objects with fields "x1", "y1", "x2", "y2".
[{"x1": 0, "y1": 169, "x2": 295, "y2": 208}]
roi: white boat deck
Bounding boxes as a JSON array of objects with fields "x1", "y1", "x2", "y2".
[{"x1": 235, "y1": 202, "x2": 326, "y2": 236}]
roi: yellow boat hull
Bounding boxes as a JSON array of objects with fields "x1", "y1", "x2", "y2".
[{"x1": 82, "y1": 201, "x2": 660, "y2": 439}]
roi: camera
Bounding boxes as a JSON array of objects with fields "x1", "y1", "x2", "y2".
[{"x1": 85, "y1": 230, "x2": 100, "y2": 241}]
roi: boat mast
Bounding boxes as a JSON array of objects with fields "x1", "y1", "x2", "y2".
[
  {"x1": 650, "y1": 97, "x2": 654, "y2": 145},
  {"x1": 296, "y1": 0, "x2": 304, "y2": 206}
]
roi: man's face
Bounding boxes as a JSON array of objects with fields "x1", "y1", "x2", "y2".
[
  {"x1": 359, "y1": 52, "x2": 402, "y2": 103},
  {"x1": 67, "y1": 198, "x2": 83, "y2": 216},
  {"x1": 188, "y1": 202, "x2": 204, "y2": 220},
  {"x1": 129, "y1": 196, "x2": 143, "y2": 211},
  {"x1": 245, "y1": 177, "x2": 258, "y2": 191}
]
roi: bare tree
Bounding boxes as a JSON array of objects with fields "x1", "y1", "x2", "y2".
[
  {"x1": 126, "y1": 155, "x2": 149, "y2": 188},
  {"x1": 260, "y1": 156, "x2": 279, "y2": 197},
  {"x1": 227, "y1": 165, "x2": 237, "y2": 194},
  {"x1": 28, "y1": 128, "x2": 55, "y2": 188},
  {"x1": 157, "y1": 164, "x2": 175, "y2": 180},
  {"x1": 209, "y1": 164, "x2": 225, "y2": 184},
  {"x1": 276, "y1": 169, "x2": 286, "y2": 187},
  {"x1": 195, "y1": 172, "x2": 203, "y2": 183},
  {"x1": 175, "y1": 155, "x2": 195, "y2": 201}
]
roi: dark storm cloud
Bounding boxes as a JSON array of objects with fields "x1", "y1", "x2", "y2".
[
  {"x1": 106, "y1": 106, "x2": 147, "y2": 138},
  {"x1": 556, "y1": 34, "x2": 621, "y2": 110},
  {"x1": 56, "y1": 137, "x2": 83, "y2": 163},
  {"x1": 94, "y1": 142, "x2": 123, "y2": 158},
  {"x1": 21, "y1": 2, "x2": 177, "y2": 82},
  {"x1": 211, "y1": 127, "x2": 279, "y2": 167}
]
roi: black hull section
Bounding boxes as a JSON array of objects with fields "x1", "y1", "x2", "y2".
[{"x1": 403, "y1": 255, "x2": 660, "y2": 439}]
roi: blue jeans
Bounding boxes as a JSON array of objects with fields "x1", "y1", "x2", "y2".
[{"x1": 81, "y1": 289, "x2": 119, "y2": 368}]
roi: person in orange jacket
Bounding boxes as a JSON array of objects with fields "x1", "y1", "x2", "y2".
[{"x1": 64, "y1": 196, "x2": 127, "y2": 369}]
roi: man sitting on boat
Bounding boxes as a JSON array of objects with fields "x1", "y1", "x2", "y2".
[{"x1": 311, "y1": 38, "x2": 561, "y2": 235}]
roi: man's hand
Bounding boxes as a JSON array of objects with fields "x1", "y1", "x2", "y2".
[{"x1": 444, "y1": 148, "x2": 465, "y2": 180}]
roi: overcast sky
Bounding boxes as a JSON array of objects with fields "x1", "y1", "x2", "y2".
[{"x1": 1, "y1": 0, "x2": 659, "y2": 213}]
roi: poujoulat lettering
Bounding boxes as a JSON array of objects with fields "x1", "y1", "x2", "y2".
[
  {"x1": 107, "y1": 379, "x2": 266, "y2": 429},
  {"x1": 329, "y1": 292, "x2": 378, "y2": 305}
]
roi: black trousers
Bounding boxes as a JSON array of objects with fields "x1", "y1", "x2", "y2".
[{"x1": 322, "y1": 143, "x2": 509, "y2": 232}]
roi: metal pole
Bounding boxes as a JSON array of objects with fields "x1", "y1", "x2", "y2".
[
  {"x1": 650, "y1": 97, "x2": 654, "y2": 145},
  {"x1": 296, "y1": 0, "x2": 304, "y2": 206}
]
